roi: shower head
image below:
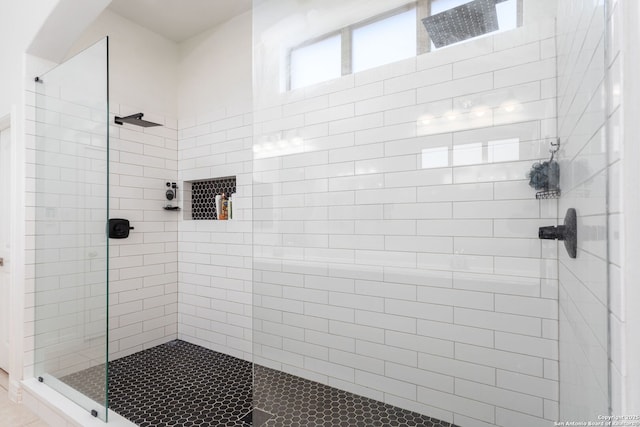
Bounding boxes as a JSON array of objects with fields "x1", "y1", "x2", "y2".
[
  {"x1": 114, "y1": 113, "x2": 162, "y2": 127},
  {"x1": 422, "y1": 0, "x2": 499, "y2": 49}
]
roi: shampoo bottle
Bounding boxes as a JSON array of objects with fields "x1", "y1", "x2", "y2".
[
  {"x1": 220, "y1": 193, "x2": 228, "y2": 220},
  {"x1": 215, "y1": 194, "x2": 222, "y2": 220}
]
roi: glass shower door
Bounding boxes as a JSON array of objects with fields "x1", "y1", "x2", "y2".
[
  {"x1": 251, "y1": 0, "x2": 609, "y2": 425},
  {"x1": 32, "y1": 37, "x2": 109, "y2": 421}
]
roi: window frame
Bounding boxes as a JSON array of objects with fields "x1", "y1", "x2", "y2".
[
  {"x1": 287, "y1": 30, "x2": 344, "y2": 91},
  {"x1": 287, "y1": 0, "x2": 523, "y2": 91},
  {"x1": 345, "y1": 4, "x2": 418, "y2": 75}
]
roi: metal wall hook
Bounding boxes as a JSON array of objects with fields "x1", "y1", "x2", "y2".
[{"x1": 548, "y1": 138, "x2": 560, "y2": 161}]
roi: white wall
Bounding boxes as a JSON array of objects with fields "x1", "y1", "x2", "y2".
[
  {"x1": 177, "y1": 11, "x2": 253, "y2": 118},
  {"x1": 12, "y1": 2, "x2": 640, "y2": 427},
  {"x1": 0, "y1": 0, "x2": 58, "y2": 116},
  {"x1": 108, "y1": 105, "x2": 179, "y2": 360},
  {"x1": 62, "y1": 9, "x2": 258, "y2": 362},
  {"x1": 176, "y1": 108, "x2": 253, "y2": 361},
  {"x1": 61, "y1": 10, "x2": 183, "y2": 360},
  {"x1": 249, "y1": 9, "x2": 559, "y2": 427},
  {"x1": 24, "y1": 40, "x2": 111, "y2": 380},
  {"x1": 0, "y1": 0, "x2": 114, "y2": 399},
  {"x1": 20, "y1": 8, "x2": 181, "y2": 369},
  {"x1": 0, "y1": 0, "x2": 62, "y2": 401},
  {"x1": 556, "y1": 0, "x2": 609, "y2": 422},
  {"x1": 175, "y1": 12, "x2": 254, "y2": 361},
  {"x1": 26, "y1": 6, "x2": 257, "y2": 366},
  {"x1": 8, "y1": 0, "x2": 640, "y2": 425},
  {"x1": 67, "y1": 9, "x2": 179, "y2": 119}
]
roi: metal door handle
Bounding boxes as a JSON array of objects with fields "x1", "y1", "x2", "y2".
[{"x1": 0, "y1": 257, "x2": 4, "y2": 266}]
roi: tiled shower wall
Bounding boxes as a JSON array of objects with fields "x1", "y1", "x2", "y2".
[
  {"x1": 107, "y1": 105, "x2": 179, "y2": 360},
  {"x1": 176, "y1": 105, "x2": 254, "y2": 361},
  {"x1": 251, "y1": 19, "x2": 559, "y2": 427},
  {"x1": 556, "y1": 0, "x2": 609, "y2": 421},
  {"x1": 24, "y1": 85, "x2": 180, "y2": 371},
  {"x1": 24, "y1": 83, "x2": 110, "y2": 378}
]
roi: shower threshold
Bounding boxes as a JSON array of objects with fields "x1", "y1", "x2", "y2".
[{"x1": 61, "y1": 340, "x2": 456, "y2": 426}]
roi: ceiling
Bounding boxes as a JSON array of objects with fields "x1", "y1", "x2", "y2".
[{"x1": 108, "y1": 0, "x2": 253, "y2": 43}]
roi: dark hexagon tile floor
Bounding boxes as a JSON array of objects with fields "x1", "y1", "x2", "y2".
[{"x1": 61, "y1": 340, "x2": 457, "y2": 427}]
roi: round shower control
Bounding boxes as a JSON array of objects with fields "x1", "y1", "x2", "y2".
[{"x1": 166, "y1": 182, "x2": 177, "y2": 201}]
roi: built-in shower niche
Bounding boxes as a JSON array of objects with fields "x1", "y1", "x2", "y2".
[{"x1": 182, "y1": 176, "x2": 237, "y2": 220}]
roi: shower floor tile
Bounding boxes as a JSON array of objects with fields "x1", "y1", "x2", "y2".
[{"x1": 61, "y1": 340, "x2": 456, "y2": 427}]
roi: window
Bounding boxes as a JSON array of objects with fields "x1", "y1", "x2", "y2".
[
  {"x1": 495, "y1": 0, "x2": 518, "y2": 31},
  {"x1": 288, "y1": 1, "x2": 521, "y2": 90},
  {"x1": 290, "y1": 34, "x2": 342, "y2": 90},
  {"x1": 430, "y1": 0, "x2": 518, "y2": 25},
  {"x1": 352, "y1": 8, "x2": 417, "y2": 73},
  {"x1": 431, "y1": 0, "x2": 477, "y2": 15}
]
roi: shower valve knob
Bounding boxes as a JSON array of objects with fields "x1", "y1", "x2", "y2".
[
  {"x1": 538, "y1": 225, "x2": 566, "y2": 240},
  {"x1": 109, "y1": 218, "x2": 134, "y2": 239},
  {"x1": 166, "y1": 182, "x2": 177, "y2": 201},
  {"x1": 538, "y1": 208, "x2": 577, "y2": 258}
]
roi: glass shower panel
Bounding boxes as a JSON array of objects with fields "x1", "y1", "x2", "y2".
[
  {"x1": 33, "y1": 38, "x2": 109, "y2": 421},
  {"x1": 252, "y1": 0, "x2": 609, "y2": 425},
  {"x1": 556, "y1": 0, "x2": 609, "y2": 421}
]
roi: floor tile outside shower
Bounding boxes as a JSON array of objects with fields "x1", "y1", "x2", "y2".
[{"x1": 0, "y1": 371, "x2": 46, "y2": 427}]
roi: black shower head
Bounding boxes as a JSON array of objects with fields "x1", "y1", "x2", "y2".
[{"x1": 114, "y1": 113, "x2": 162, "y2": 127}]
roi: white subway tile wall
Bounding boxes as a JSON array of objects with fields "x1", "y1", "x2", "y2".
[
  {"x1": 177, "y1": 103, "x2": 253, "y2": 361},
  {"x1": 26, "y1": 4, "x2": 618, "y2": 426},
  {"x1": 252, "y1": 17, "x2": 559, "y2": 427},
  {"x1": 25, "y1": 80, "x2": 110, "y2": 379},
  {"x1": 556, "y1": 0, "x2": 611, "y2": 421},
  {"x1": 556, "y1": 0, "x2": 626, "y2": 420},
  {"x1": 24, "y1": 92, "x2": 180, "y2": 377},
  {"x1": 108, "y1": 105, "x2": 179, "y2": 360}
]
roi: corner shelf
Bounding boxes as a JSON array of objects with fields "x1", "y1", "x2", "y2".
[
  {"x1": 532, "y1": 138, "x2": 561, "y2": 200},
  {"x1": 536, "y1": 189, "x2": 561, "y2": 199}
]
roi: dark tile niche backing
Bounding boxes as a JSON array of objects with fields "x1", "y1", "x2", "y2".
[{"x1": 191, "y1": 177, "x2": 236, "y2": 220}]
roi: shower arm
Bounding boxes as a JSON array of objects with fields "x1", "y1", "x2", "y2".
[{"x1": 114, "y1": 112, "x2": 162, "y2": 127}]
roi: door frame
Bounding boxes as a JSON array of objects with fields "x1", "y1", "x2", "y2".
[
  {"x1": 0, "y1": 118, "x2": 10, "y2": 373},
  {"x1": 0, "y1": 109, "x2": 24, "y2": 402}
]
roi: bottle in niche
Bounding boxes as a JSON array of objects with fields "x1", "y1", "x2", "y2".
[
  {"x1": 220, "y1": 193, "x2": 229, "y2": 220},
  {"x1": 215, "y1": 194, "x2": 222, "y2": 220}
]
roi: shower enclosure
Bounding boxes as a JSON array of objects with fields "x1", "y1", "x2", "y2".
[
  {"x1": 250, "y1": 0, "x2": 610, "y2": 425},
  {"x1": 29, "y1": 0, "x2": 611, "y2": 425},
  {"x1": 32, "y1": 38, "x2": 109, "y2": 421}
]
